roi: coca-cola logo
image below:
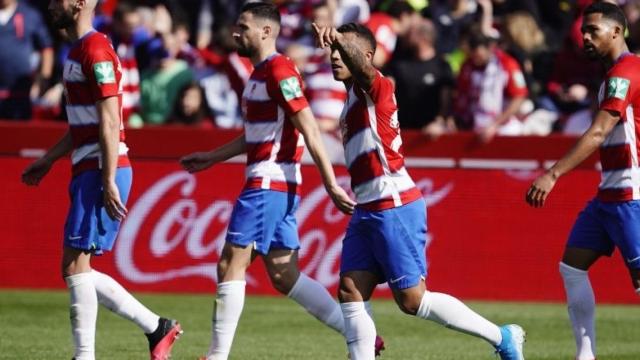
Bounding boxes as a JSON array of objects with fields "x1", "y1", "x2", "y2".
[{"x1": 115, "y1": 171, "x2": 454, "y2": 289}]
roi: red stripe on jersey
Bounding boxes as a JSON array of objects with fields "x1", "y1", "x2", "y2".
[
  {"x1": 244, "y1": 177, "x2": 300, "y2": 195},
  {"x1": 123, "y1": 84, "x2": 139, "y2": 93},
  {"x1": 70, "y1": 126, "x2": 125, "y2": 147},
  {"x1": 72, "y1": 155, "x2": 130, "y2": 177},
  {"x1": 66, "y1": 82, "x2": 95, "y2": 106},
  {"x1": 245, "y1": 99, "x2": 278, "y2": 122},
  {"x1": 343, "y1": 103, "x2": 370, "y2": 142},
  {"x1": 349, "y1": 150, "x2": 385, "y2": 187},
  {"x1": 597, "y1": 187, "x2": 634, "y2": 202},
  {"x1": 600, "y1": 144, "x2": 632, "y2": 171},
  {"x1": 247, "y1": 140, "x2": 275, "y2": 164},
  {"x1": 358, "y1": 188, "x2": 423, "y2": 211},
  {"x1": 276, "y1": 119, "x2": 302, "y2": 162}
]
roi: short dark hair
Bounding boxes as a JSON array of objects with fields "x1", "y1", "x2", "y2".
[
  {"x1": 387, "y1": 1, "x2": 414, "y2": 19},
  {"x1": 336, "y1": 22, "x2": 377, "y2": 53},
  {"x1": 241, "y1": 2, "x2": 281, "y2": 25},
  {"x1": 583, "y1": 2, "x2": 627, "y2": 31},
  {"x1": 466, "y1": 31, "x2": 493, "y2": 49}
]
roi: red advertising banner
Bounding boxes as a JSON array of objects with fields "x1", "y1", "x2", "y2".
[{"x1": 1, "y1": 157, "x2": 637, "y2": 303}]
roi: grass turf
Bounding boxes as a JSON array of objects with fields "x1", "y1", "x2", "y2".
[{"x1": 0, "y1": 289, "x2": 638, "y2": 359}]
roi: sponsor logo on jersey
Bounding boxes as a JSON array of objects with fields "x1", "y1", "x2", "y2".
[
  {"x1": 279, "y1": 76, "x2": 303, "y2": 101},
  {"x1": 607, "y1": 77, "x2": 630, "y2": 100},
  {"x1": 94, "y1": 61, "x2": 116, "y2": 84}
]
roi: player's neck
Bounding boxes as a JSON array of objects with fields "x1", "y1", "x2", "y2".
[
  {"x1": 251, "y1": 44, "x2": 277, "y2": 65},
  {"x1": 605, "y1": 44, "x2": 630, "y2": 69},
  {"x1": 67, "y1": 14, "x2": 94, "y2": 42}
]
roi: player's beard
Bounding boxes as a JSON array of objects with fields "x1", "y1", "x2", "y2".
[
  {"x1": 51, "y1": 11, "x2": 75, "y2": 30},
  {"x1": 236, "y1": 43, "x2": 255, "y2": 58}
]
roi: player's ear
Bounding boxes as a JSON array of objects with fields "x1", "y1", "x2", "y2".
[{"x1": 262, "y1": 24, "x2": 272, "y2": 40}]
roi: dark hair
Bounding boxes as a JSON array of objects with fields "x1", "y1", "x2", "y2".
[
  {"x1": 387, "y1": 1, "x2": 414, "y2": 19},
  {"x1": 336, "y1": 22, "x2": 377, "y2": 53},
  {"x1": 241, "y1": 2, "x2": 281, "y2": 25},
  {"x1": 113, "y1": 1, "x2": 137, "y2": 22},
  {"x1": 466, "y1": 30, "x2": 493, "y2": 49},
  {"x1": 583, "y1": 2, "x2": 627, "y2": 31}
]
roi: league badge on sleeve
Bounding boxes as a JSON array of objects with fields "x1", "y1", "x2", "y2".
[
  {"x1": 607, "y1": 77, "x2": 630, "y2": 100},
  {"x1": 279, "y1": 76, "x2": 303, "y2": 101},
  {"x1": 93, "y1": 61, "x2": 116, "y2": 85}
]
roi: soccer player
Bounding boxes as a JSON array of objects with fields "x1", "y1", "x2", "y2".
[
  {"x1": 312, "y1": 22, "x2": 526, "y2": 360},
  {"x1": 526, "y1": 3, "x2": 639, "y2": 360},
  {"x1": 21, "y1": 1, "x2": 181, "y2": 359},
  {"x1": 179, "y1": 3, "x2": 384, "y2": 359}
]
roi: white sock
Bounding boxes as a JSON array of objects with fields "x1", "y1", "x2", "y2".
[
  {"x1": 65, "y1": 273, "x2": 97, "y2": 360},
  {"x1": 90, "y1": 270, "x2": 160, "y2": 333},
  {"x1": 287, "y1": 273, "x2": 345, "y2": 335},
  {"x1": 341, "y1": 302, "x2": 376, "y2": 360},
  {"x1": 416, "y1": 291, "x2": 502, "y2": 346},
  {"x1": 206, "y1": 280, "x2": 246, "y2": 360},
  {"x1": 560, "y1": 262, "x2": 596, "y2": 360}
]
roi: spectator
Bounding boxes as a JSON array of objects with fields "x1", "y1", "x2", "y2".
[
  {"x1": 454, "y1": 31, "x2": 528, "y2": 142},
  {"x1": 168, "y1": 82, "x2": 212, "y2": 127},
  {"x1": 424, "y1": 0, "x2": 480, "y2": 55},
  {"x1": 333, "y1": 0, "x2": 370, "y2": 25},
  {"x1": 138, "y1": 31, "x2": 194, "y2": 126},
  {"x1": 366, "y1": 0, "x2": 415, "y2": 68},
  {"x1": 386, "y1": 18, "x2": 455, "y2": 137},
  {"x1": 0, "y1": 0, "x2": 53, "y2": 120}
]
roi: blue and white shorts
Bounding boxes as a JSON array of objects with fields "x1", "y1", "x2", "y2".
[
  {"x1": 63, "y1": 167, "x2": 132, "y2": 255},
  {"x1": 567, "y1": 198, "x2": 640, "y2": 269},
  {"x1": 341, "y1": 198, "x2": 428, "y2": 290},
  {"x1": 226, "y1": 189, "x2": 300, "y2": 255}
]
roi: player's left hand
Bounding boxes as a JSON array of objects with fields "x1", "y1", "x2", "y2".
[
  {"x1": 103, "y1": 181, "x2": 128, "y2": 221},
  {"x1": 526, "y1": 172, "x2": 557, "y2": 208},
  {"x1": 327, "y1": 184, "x2": 356, "y2": 215},
  {"x1": 312, "y1": 23, "x2": 342, "y2": 49}
]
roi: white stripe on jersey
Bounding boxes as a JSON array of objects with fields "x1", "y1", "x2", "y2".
[
  {"x1": 345, "y1": 127, "x2": 376, "y2": 167},
  {"x1": 66, "y1": 105, "x2": 99, "y2": 126},
  {"x1": 353, "y1": 167, "x2": 416, "y2": 204},
  {"x1": 71, "y1": 142, "x2": 129, "y2": 165},
  {"x1": 306, "y1": 72, "x2": 345, "y2": 90},
  {"x1": 63, "y1": 60, "x2": 86, "y2": 82},
  {"x1": 246, "y1": 161, "x2": 301, "y2": 184},
  {"x1": 122, "y1": 92, "x2": 140, "y2": 109},
  {"x1": 310, "y1": 99, "x2": 346, "y2": 119},
  {"x1": 626, "y1": 105, "x2": 640, "y2": 198},
  {"x1": 601, "y1": 122, "x2": 628, "y2": 147},
  {"x1": 245, "y1": 121, "x2": 278, "y2": 143},
  {"x1": 600, "y1": 167, "x2": 638, "y2": 189},
  {"x1": 244, "y1": 80, "x2": 270, "y2": 101}
]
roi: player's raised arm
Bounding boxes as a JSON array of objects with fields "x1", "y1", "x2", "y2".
[
  {"x1": 290, "y1": 107, "x2": 356, "y2": 214},
  {"x1": 526, "y1": 109, "x2": 620, "y2": 208},
  {"x1": 180, "y1": 134, "x2": 247, "y2": 173},
  {"x1": 312, "y1": 22, "x2": 376, "y2": 91},
  {"x1": 21, "y1": 130, "x2": 73, "y2": 186}
]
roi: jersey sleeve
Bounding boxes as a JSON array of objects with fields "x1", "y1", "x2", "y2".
[
  {"x1": 503, "y1": 58, "x2": 528, "y2": 98},
  {"x1": 600, "y1": 62, "x2": 636, "y2": 115},
  {"x1": 80, "y1": 36, "x2": 121, "y2": 101},
  {"x1": 265, "y1": 57, "x2": 309, "y2": 116}
]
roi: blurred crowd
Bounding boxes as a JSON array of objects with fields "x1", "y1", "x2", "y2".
[{"x1": 2, "y1": 0, "x2": 640, "y2": 140}]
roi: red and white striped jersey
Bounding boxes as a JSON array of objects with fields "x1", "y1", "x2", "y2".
[
  {"x1": 63, "y1": 31, "x2": 129, "y2": 176},
  {"x1": 339, "y1": 71, "x2": 421, "y2": 210},
  {"x1": 242, "y1": 53, "x2": 308, "y2": 194},
  {"x1": 114, "y1": 41, "x2": 139, "y2": 122},
  {"x1": 597, "y1": 53, "x2": 640, "y2": 202},
  {"x1": 305, "y1": 62, "x2": 348, "y2": 122}
]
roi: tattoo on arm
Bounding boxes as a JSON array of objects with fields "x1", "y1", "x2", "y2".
[{"x1": 336, "y1": 39, "x2": 376, "y2": 90}]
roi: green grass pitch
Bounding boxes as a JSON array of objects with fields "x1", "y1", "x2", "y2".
[{"x1": 1, "y1": 289, "x2": 638, "y2": 359}]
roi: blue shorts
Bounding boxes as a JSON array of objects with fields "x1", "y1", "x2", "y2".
[
  {"x1": 567, "y1": 199, "x2": 640, "y2": 269},
  {"x1": 341, "y1": 198, "x2": 428, "y2": 290},
  {"x1": 226, "y1": 189, "x2": 300, "y2": 255},
  {"x1": 63, "y1": 167, "x2": 132, "y2": 255}
]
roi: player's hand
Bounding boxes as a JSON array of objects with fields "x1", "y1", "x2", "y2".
[
  {"x1": 477, "y1": 123, "x2": 498, "y2": 144},
  {"x1": 180, "y1": 152, "x2": 215, "y2": 173},
  {"x1": 21, "y1": 157, "x2": 52, "y2": 186},
  {"x1": 103, "y1": 181, "x2": 127, "y2": 221},
  {"x1": 312, "y1": 23, "x2": 342, "y2": 49},
  {"x1": 526, "y1": 172, "x2": 557, "y2": 208},
  {"x1": 327, "y1": 184, "x2": 356, "y2": 214}
]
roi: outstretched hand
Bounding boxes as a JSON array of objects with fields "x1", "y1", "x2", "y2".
[
  {"x1": 21, "y1": 158, "x2": 52, "y2": 186},
  {"x1": 525, "y1": 172, "x2": 557, "y2": 208},
  {"x1": 180, "y1": 152, "x2": 215, "y2": 173},
  {"x1": 312, "y1": 23, "x2": 342, "y2": 49}
]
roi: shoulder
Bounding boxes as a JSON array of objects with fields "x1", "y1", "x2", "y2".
[
  {"x1": 609, "y1": 55, "x2": 640, "y2": 79},
  {"x1": 269, "y1": 54, "x2": 297, "y2": 70},
  {"x1": 495, "y1": 49, "x2": 521, "y2": 70},
  {"x1": 267, "y1": 54, "x2": 300, "y2": 80},
  {"x1": 16, "y1": 2, "x2": 39, "y2": 17}
]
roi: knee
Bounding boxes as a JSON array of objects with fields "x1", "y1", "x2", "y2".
[
  {"x1": 396, "y1": 296, "x2": 422, "y2": 315},
  {"x1": 338, "y1": 282, "x2": 359, "y2": 303},
  {"x1": 217, "y1": 257, "x2": 230, "y2": 280},
  {"x1": 269, "y1": 271, "x2": 297, "y2": 294}
]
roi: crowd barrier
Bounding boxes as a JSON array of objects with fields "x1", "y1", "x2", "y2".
[{"x1": 0, "y1": 121, "x2": 635, "y2": 303}]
